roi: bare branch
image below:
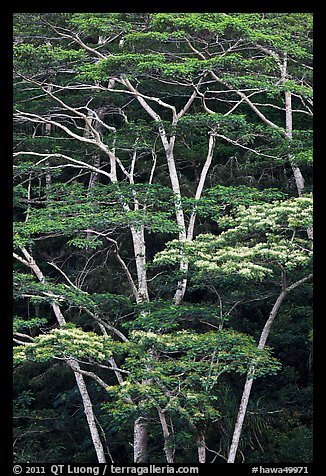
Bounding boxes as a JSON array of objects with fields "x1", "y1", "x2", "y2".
[{"x1": 13, "y1": 151, "x2": 113, "y2": 181}]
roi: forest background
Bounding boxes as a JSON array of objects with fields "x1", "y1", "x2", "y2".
[{"x1": 12, "y1": 12, "x2": 313, "y2": 464}]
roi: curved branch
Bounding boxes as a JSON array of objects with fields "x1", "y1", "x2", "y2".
[{"x1": 84, "y1": 229, "x2": 139, "y2": 301}]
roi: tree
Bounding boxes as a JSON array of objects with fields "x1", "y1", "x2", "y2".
[
  {"x1": 154, "y1": 196, "x2": 313, "y2": 461},
  {"x1": 13, "y1": 13, "x2": 313, "y2": 463}
]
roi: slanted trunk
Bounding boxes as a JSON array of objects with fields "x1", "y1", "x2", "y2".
[
  {"x1": 227, "y1": 289, "x2": 287, "y2": 463},
  {"x1": 49, "y1": 306, "x2": 107, "y2": 463},
  {"x1": 14, "y1": 248, "x2": 107, "y2": 463},
  {"x1": 228, "y1": 273, "x2": 312, "y2": 463},
  {"x1": 165, "y1": 145, "x2": 189, "y2": 305},
  {"x1": 169, "y1": 133, "x2": 217, "y2": 304},
  {"x1": 158, "y1": 133, "x2": 189, "y2": 305},
  {"x1": 68, "y1": 359, "x2": 107, "y2": 463},
  {"x1": 187, "y1": 133, "x2": 216, "y2": 241},
  {"x1": 157, "y1": 407, "x2": 174, "y2": 463}
]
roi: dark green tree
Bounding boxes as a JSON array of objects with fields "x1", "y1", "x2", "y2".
[{"x1": 13, "y1": 13, "x2": 313, "y2": 463}]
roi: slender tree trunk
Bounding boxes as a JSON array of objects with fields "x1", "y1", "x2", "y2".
[
  {"x1": 167, "y1": 132, "x2": 217, "y2": 304},
  {"x1": 134, "y1": 416, "x2": 149, "y2": 463},
  {"x1": 85, "y1": 107, "x2": 109, "y2": 190},
  {"x1": 44, "y1": 85, "x2": 53, "y2": 188},
  {"x1": 187, "y1": 132, "x2": 217, "y2": 241},
  {"x1": 284, "y1": 89, "x2": 305, "y2": 197},
  {"x1": 68, "y1": 359, "x2": 107, "y2": 462},
  {"x1": 164, "y1": 149, "x2": 188, "y2": 305},
  {"x1": 157, "y1": 407, "x2": 175, "y2": 463},
  {"x1": 130, "y1": 225, "x2": 150, "y2": 461},
  {"x1": 160, "y1": 133, "x2": 217, "y2": 304},
  {"x1": 157, "y1": 130, "x2": 189, "y2": 305},
  {"x1": 227, "y1": 289, "x2": 287, "y2": 463},
  {"x1": 284, "y1": 85, "x2": 313, "y2": 240},
  {"x1": 197, "y1": 433, "x2": 206, "y2": 463},
  {"x1": 13, "y1": 248, "x2": 107, "y2": 463},
  {"x1": 130, "y1": 225, "x2": 149, "y2": 302},
  {"x1": 88, "y1": 155, "x2": 101, "y2": 190},
  {"x1": 282, "y1": 54, "x2": 312, "y2": 238},
  {"x1": 227, "y1": 273, "x2": 312, "y2": 463}
]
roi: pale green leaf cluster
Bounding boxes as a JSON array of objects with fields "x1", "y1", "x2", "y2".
[
  {"x1": 218, "y1": 196, "x2": 313, "y2": 233},
  {"x1": 154, "y1": 197, "x2": 312, "y2": 281}
]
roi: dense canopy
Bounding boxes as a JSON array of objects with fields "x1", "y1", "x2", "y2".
[{"x1": 13, "y1": 13, "x2": 313, "y2": 464}]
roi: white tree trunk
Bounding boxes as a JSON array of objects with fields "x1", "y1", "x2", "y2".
[
  {"x1": 130, "y1": 225, "x2": 149, "y2": 302},
  {"x1": 227, "y1": 289, "x2": 287, "y2": 463},
  {"x1": 130, "y1": 225, "x2": 150, "y2": 461},
  {"x1": 227, "y1": 272, "x2": 312, "y2": 463},
  {"x1": 68, "y1": 359, "x2": 107, "y2": 462},
  {"x1": 187, "y1": 133, "x2": 217, "y2": 241},
  {"x1": 284, "y1": 89, "x2": 305, "y2": 198},
  {"x1": 44, "y1": 85, "x2": 53, "y2": 188},
  {"x1": 284, "y1": 87, "x2": 312, "y2": 240},
  {"x1": 161, "y1": 142, "x2": 189, "y2": 305},
  {"x1": 281, "y1": 54, "x2": 312, "y2": 221},
  {"x1": 173, "y1": 134, "x2": 217, "y2": 304},
  {"x1": 134, "y1": 416, "x2": 149, "y2": 463}
]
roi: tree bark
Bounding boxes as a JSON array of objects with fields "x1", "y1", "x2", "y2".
[
  {"x1": 159, "y1": 136, "x2": 189, "y2": 305},
  {"x1": 187, "y1": 132, "x2": 217, "y2": 241},
  {"x1": 227, "y1": 288, "x2": 287, "y2": 463},
  {"x1": 197, "y1": 433, "x2": 206, "y2": 463},
  {"x1": 284, "y1": 88, "x2": 305, "y2": 198},
  {"x1": 44, "y1": 84, "x2": 53, "y2": 188},
  {"x1": 282, "y1": 57, "x2": 313, "y2": 240},
  {"x1": 130, "y1": 225, "x2": 150, "y2": 461},
  {"x1": 157, "y1": 407, "x2": 174, "y2": 463},
  {"x1": 130, "y1": 225, "x2": 149, "y2": 303}
]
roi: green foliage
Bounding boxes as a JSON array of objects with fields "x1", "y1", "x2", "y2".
[
  {"x1": 192, "y1": 185, "x2": 287, "y2": 220},
  {"x1": 14, "y1": 182, "x2": 180, "y2": 248},
  {"x1": 14, "y1": 316, "x2": 48, "y2": 332},
  {"x1": 124, "y1": 301, "x2": 225, "y2": 332},
  {"x1": 13, "y1": 12, "x2": 313, "y2": 464},
  {"x1": 14, "y1": 324, "x2": 115, "y2": 365},
  {"x1": 102, "y1": 328, "x2": 280, "y2": 429},
  {"x1": 154, "y1": 197, "x2": 312, "y2": 282}
]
